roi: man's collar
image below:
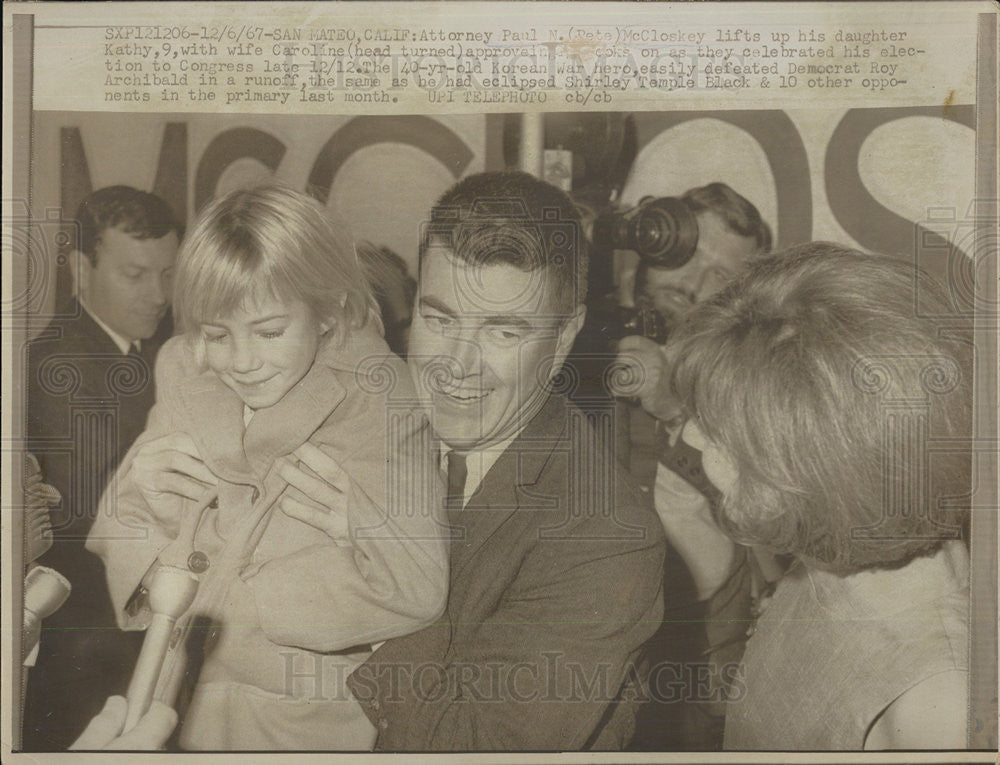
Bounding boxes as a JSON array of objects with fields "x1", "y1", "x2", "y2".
[
  {"x1": 436, "y1": 393, "x2": 571, "y2": 505},
  {"x1": 77, "y1": 296, "x2": 137, "y2": 355},
  {"x1": 439, "y1": 431, "x2": 522, "y2": 508}
]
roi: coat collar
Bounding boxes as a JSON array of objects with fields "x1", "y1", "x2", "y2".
[
  {"x1": 42, "y1": 298, "x2": 128, "y2": 354},
  {"x1": 55, "y1": 298, "x2": 173, "y2": 359},
  {"x1": 173, "y1": 327, "x2": 388, "y2": 485},
  {"x1": 449, "y1": 393, "x2": 572, "y2": 574}
]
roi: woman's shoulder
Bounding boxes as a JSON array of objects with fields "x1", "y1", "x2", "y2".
[{"x1": 864, "y1": 668, "x2": 968, "y2": 749}]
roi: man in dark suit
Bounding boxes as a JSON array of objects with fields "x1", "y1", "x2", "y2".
[
  {"x1": 23, "y1": 186, "x2": 181, "y2": 750},
  {"x1": 347, "y1": 171, "x2": 666, "y2": 750}
]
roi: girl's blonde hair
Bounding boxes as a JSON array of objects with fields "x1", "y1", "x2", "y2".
[{"x1": 173, "y1": 184, "x2": 380, "y2": 341}]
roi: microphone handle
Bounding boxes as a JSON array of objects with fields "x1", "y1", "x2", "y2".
[{"x1": 123, "y1": 611, "x2": 176, "y2": 733}]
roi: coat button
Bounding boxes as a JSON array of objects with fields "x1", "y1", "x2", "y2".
[
  {"x1": 208, "y1": 498, "x2": 219, "y2": 509},
  {"x1": 371, "y1": 699, "x2": 380, "y2": 711},
  {"x1": 187, "y1": 551, "x2": 210, "y2": 574},
  {"x1": 378, "y1": 718, "x2": 388, "y2": 730}
]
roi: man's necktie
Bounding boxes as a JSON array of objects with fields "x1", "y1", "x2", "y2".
[{"x1": 446, "y1": 451, "x2": 468, "y2": 511}]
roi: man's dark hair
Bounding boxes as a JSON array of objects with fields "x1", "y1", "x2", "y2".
[
  {"x1": 419, "y1": 171, "x2": 587, "y2": 313},
  {"x1": 76, "y1": 185, "x2": 183, "y2": 265},
  {"x1": 681, "y1": 182, "x2": 772, "y2": 254}
]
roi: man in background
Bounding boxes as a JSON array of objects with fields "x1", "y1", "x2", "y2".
[
  {"x1": 624, "y1": 182, "x2": 772, "y2": 490},
  {"x1": 23, "y1": 185, "x2": 181, "y2": 750},
  {"x1": 357, "y1": 241, "x2": 417, "y2": 358}
]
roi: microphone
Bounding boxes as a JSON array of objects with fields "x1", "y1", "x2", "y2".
[
  {"x1": 23, "y1": 566, "x2": 71, "y2": 663},
  {"x1": 123, "y1": 565, "x2": 199, "y2": 734}
]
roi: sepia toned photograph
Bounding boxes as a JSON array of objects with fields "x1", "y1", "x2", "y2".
[{"x1": 3, "y1": 2, "x2": 997, "y2": 760}]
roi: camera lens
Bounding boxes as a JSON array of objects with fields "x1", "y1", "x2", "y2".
[{"x1": 627, "y1": 197, "x2": 699, "y2": 268}]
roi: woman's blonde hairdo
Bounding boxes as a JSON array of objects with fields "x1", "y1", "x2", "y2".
[
  {"x1": 172, "y1": 184, "x2": 380, "y2": 342},
  {"x1": 667, "y1": 243, "x2": 972, "y2": 575}
]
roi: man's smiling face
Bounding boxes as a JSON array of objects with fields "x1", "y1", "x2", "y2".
[{"x1": 408, "y1": 245, "x2": 582, "y2": 451}]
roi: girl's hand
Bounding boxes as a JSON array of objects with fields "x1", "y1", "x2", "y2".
[
  {"x1": 131, "y1": 433, "x2": 217, "y2": 534},
  {"x1": 276, "y1": 443, "x2": 350, "y2": 541}
]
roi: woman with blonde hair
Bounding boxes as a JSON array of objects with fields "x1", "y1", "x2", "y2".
[{"x1": 661, "y1": 243, "x2": 971, "y2": 749}]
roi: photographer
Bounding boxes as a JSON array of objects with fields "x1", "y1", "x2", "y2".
[
  {"x1": 620, "y1": 182, "x2": 771, "y2": 436},
  {"x1": 611, "y1": 183, "x2": 773, "y2": 750}
]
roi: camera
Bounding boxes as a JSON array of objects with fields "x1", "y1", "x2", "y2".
[
  {"x1": 591, "y1": 196, "x2": 700, "y2": 269},
  {"x1": 586, "y1": 304, "x2": 671, "y2": 346},
  {"x1": 580, "y1": 195, "x2": 701, "y2": 351}
]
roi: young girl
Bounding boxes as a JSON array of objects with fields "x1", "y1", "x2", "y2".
[
  {"x1": 87, "y1": 185, "x2": 448, "y2": 750},
  {"x1": 659, "y1": 244, "x2": 971, "y2": 750}
]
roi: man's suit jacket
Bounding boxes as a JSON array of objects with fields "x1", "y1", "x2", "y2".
[
  {"x1": 348, "y1": 393, "x2": 667, "y2": 751},
  {"x1": 22, "y1": 298, "x2": 171, "y2": 750}
]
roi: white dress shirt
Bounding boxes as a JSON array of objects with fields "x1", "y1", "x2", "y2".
[
  {"x1": 79, "y1": 297, "x2": 139, "y2": 355},
  {"x1": 440, "y1": 432, "x2": 522, "y2": 509}
]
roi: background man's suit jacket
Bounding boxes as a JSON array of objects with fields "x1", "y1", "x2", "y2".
[
  {"x1": 349, "y1": 393, "x2": 667, "y2": 751},
  {"x1": 22, "y1": 299, "x2": 171, "y2": 750}
]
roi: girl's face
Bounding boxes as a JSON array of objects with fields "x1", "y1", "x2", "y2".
[
  {"x1": 681, "y1": 419, "x2": 739, "y2": 496},
  {"x1": 201, "y1": 295, "x2": 326, "y2": 410}
]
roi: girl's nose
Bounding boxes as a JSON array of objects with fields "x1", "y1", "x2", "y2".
[{"x1": 230, "y1": 338, "x2": 261, "y2": 373}]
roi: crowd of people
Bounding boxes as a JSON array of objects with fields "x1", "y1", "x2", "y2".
[{"x1": 21, "y1": 170, "x2": 971, "y2": 751}]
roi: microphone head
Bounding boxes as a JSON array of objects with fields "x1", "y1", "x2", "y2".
[
  {"x1": 23, "y1": 566, "x2": 71, "y2": 623},
  {"x1": 147, "y1": 565, "x2": 200, "y2": 619}
]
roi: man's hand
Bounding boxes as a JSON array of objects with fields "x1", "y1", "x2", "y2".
[
  {"x1": 70, "y1": 695, "x2": 177, "y2": 750},
  {"x1": 276, "y1": 443, "x2": 350, "y2": 541},
  {"x1": 612, "y1": 335, "x2": 683, "y2": 425},
  {"x1": 131, "y1": 432, "x2": 217, "y2": 533},
  {"x1": 24, "y1": 453, "x2": 59, "y2": 564}
]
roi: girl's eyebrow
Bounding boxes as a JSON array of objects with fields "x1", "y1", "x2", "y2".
[
  {"x1": 201, "y1": 313, "x2": 290, "y2": 329},
  {"x1": 249, "y1": 313, "x2": 290, "y2": 325}
]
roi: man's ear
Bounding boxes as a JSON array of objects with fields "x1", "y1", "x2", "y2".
[
  {"x1": 70, "y1": 250, "x2": 91, "y2": 298},
  {"x1": 551, "y1": 303, "x2": 587, "y2": 375}
]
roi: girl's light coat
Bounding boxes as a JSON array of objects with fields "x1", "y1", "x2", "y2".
[{"x1": 88, "y1": 327, "x2": 448, "y2": 750}]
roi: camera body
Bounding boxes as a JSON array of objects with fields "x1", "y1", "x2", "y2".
[{"x1": 586, "y1": 303, "x2": 671, "y2": 347}]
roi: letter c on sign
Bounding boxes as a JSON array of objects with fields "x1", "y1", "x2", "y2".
[{"x1": 306, "y1": 116, "x2": 474, "y2": 204}]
